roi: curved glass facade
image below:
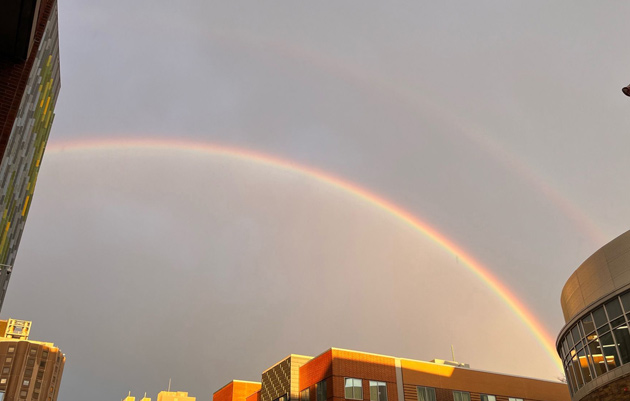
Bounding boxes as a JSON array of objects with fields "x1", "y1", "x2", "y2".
[{"x1": 558, "y1": 290, "x2": 630, "y2": 395}]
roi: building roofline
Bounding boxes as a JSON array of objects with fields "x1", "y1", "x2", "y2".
[
  {"x1": 213, "y1": 380, "x2": 260, "y2": 395},
  {"x1": 303, "y1": 347, "x2": 563, "y2": 385},
  {"x1": 261, "y1": 354, "x2": 312, "y2": 374}
]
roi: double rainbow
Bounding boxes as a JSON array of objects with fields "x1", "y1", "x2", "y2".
[{"x1": 46, "y1": 138, "x2": 563, "y2": 372}]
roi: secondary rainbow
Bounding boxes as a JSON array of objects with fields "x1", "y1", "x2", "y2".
[{"x1": 46, "y1": 137, "x2": 563, "y2": 372}]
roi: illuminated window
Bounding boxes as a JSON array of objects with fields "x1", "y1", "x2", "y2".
[
  {"x1": 345, "y1": 378, "x2": 362, "y2": 400},
  {"x1": 452, "y1": 391, "x2": 470, "y2": 401},
  {"x1": 23, "y1": 380, "x2": 29, "y2": 386},
  {"x1": 508, "y1": 398, "x2": 523, "y2": 401},
  {"x1": 7, "y1": 348, "x2": 13, "y2": 354},
  {"x1": 369, "y1": 382, "x2": 387, "y2": 401},
  {"x1": 316, "y1": 380, "x2": 327, "y2": 401},
  {"x1": 0, "y1": 379, "x2": 6, "y2": 384},
  {"x1": 415, "y1": 387, "x2": 435, "y2": 401},
  {"x1": 301, "y1": 388, "x2": 309, "y2": 401},
  {"x1": 480, "y1": 396, "x2": 496, "y2": 401},
  {"x1": 5, "y1": 358, "x2": 11, "y2": 363}
]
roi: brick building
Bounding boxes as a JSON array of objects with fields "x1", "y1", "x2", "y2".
[
  {"x1": 0, "y1": 318, "x2": 65, "y2": 401},
  {"x1": 0, "y1": 0, "x2": 61, "y2": 311},
  {"x1": 214, "y1": 348, "x2": 569, "y2": 401}
]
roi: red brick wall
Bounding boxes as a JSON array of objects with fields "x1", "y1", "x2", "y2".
[
  {"x1": 580, "y1": 374, "x2": 630, "y2": 401},
  {"x1": 0, "y1": 0, "x2": 55, "y2": 160},
  {"x1": 299, "y1": 349, "x2": 398, "y2": 401}
]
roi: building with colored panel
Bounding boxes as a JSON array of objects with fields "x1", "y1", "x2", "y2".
[
  {"x1": 0, "y1": 0, "x2": 61, "y2": 311},
  {"x1": 215, "y1": 348, "x2": 569, "y2": 401},
  {"x1": 557, "y1": 230, "x2": 630, "y2": 401},
  {"x1": 157, "y1": 391, "x2": 196, "y2": 401},
  {"x1": 0, "y1": 318, "x2": 65, "y2": 401},
  {"x1": 214, "y1": 380, "x2": 261, "y2": 401}
]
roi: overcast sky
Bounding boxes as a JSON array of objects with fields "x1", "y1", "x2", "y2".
[{"x1": 4, "y1": 1, "x2": 630, "y2": 401}]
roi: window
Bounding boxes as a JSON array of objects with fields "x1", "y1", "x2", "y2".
[
  {"x1": 508, "y1": 398, "x2": 524, "y2": 401},
  {"x1": 7, "y1": 348, "x2": 13, "y2": 354},
  {"x1": 480, "y1": 396, "x2": 496, "y2": 401},
  {"x1": 0, "y1": 379, "x2": 5, "y2": 384},
  {"x1": 29, "y1": 350, "x2": 36, "y2": 356},
  {"x1": 301, "y1": 388, "x2": 309, "y2": 401},
  {"x1": 272, "y1": 395, "x2": 287, "y2": 401},
  {"x1": 345, "y1": 378, "x2": 362, "y2": 400},
  {"x1": 316, "y1": 380, "x2": 327, "y2": 401},
  {"x1": 2, "y1": 368, "x2": 8, "y2": 374},
  {"x1": 22, "y1": 380, "x2": 29, "y2": 386},
  {"x1": 369, "y1": 381, "x2": 387, "y2": 401},
  {"x1": 20, "y1": 391, "x2": 26, "y2": 397},
  {"x1": 416, "y1": 387, "x2": 435, "y2": 401},
  {"x1": 452, "y1": 391, "x2": 470, "y2": 401},
  {"x1": 5, "y1": 358, "x2": 11, "y2": 364}
]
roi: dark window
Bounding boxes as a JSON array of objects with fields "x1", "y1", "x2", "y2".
[
  {"x1": 480, "y1": 395, "x2": 496, "y2": 401},
  {"x1": 566, "y1": 332, "x2": 574, "y2": 348},
  {"x1": 452, "y1": 391, "x2": 470, "y2": 401},
  {"x1": 345, "y1": 378, "x2": 362, "y2": 400},
  {"x1": 600, "y1": 332, "x2": 620, "y2": 371},
  {"x1": 593, "y1": 307, "x2": 608, "y2": 328},
  {"x1": 301, "y1": 389, "x2": 309, "y2": 401},
  {"x1": 614, "y1": 324, "x2": 630, "y2": 364},
  {"x1": 621, "y1": 292, "x2": 630, "y2": 313},
  {"x1": 316, "y1": 380, "x2": 327, "y2": 401},
  {"x1": 369, "y1": 382, "x2": 387, "y2": 401},
  {"x1": 606, "y1": 298, "x2": 623, "y2": 320},
  {"x1": 582, "y1": 315, "x2": 595, "y2": 335},
  {"x1": 571, "y1": 325, "x2": 581, "y2": 345},
  {"x1": 571, "y1": 353, "x2": 584, "y2": 388},
  {"x1": 416, "y1": 387, "x2": 435, "y2": 401}
]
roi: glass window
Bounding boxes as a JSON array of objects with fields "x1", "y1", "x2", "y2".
[
  {"x1": 611, "y1": 316, "x2": 626, "y2": 328},
  {"x1": 452, "y1": 391, "x2": 470, "y2": 401},
  {"x1": 606, "y1": 298, "x2": 624, "y2": 319},
  {"x1": 621, "y1": 292, "x2": 630, "y2": 313},
  {"x1": 600, "y1": 331, "x2": 620, "y2": 371},
  {"x1": 301, "y1": 389, "x2": 310, "y2": 401},
  {"x1": 416, "y1": 387, "x2": 435, "y2": 401},
  {"x1": 571, "y1": 325, "x2": 581, "y2": 345},
  {"x1": 369, "y1": 381, "x2": 387, "y2": 401},
  {"x1": 316, "y1": 380, "x2": 327, "y2": 401},
  {"x1": 345, "y1": 378, "x2": 363, "y2": 400},
  {"x1": 597, "y1": 323, "x2": 611, "y2": 336},
  {"x1": 508, "y1": 398, "x2": 524, "y2": 401},
  {"x1": 0, "y1": 379, "x2": 5, "y2": 384},
  {"x1": 588, "y1": 340, "x2": 607, "y2": 376},
  {"x1": 571, "y1": 353, "x2": 584, "y2": 388},
  {"x1": 4, "y1": 358, "x2": 11, "y2": 364},
  {"x1": 614, "y1": 324, "x2": 630, "y2": 364},
  {"x1": 29, "y1": 350, "x2": 36, "y2": 356},
  {"x1": 565, "y1": 364, "x2": 576, "y2": 394},
  {"x1": 578, "y1": 349, "x2": 592, "y2": 383},
  {"x1": 566, "y1": 332, "x2": 574, "y2": 348},
  {"x1": 6, "y1": 348, "x2": 13, "y2": 354},
  {"x1": 582, "y1": 315, "x2": 595, "y2": 335},
  {"x1": 22, "y1": 380, "x2": 29, "y2": 386},
  {"x1": 593, "y1": 306, "x2": 608, "y2": 328},
  {"x1": 480, "y1": 395, "x2": 496, "y2": 401}
]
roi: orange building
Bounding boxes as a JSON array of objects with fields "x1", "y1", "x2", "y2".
[{"x1": 214, "y1": 348, "x2": 569, "y2": 401}]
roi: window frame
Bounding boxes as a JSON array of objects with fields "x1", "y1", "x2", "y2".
[
  {"x1": 316, "y1": 380, "x2": 327, "y2": 401},
  {"x1": 415, "y1": 386, "x2": 435, "y2": 401},
  {"x1": 369, "y1": 381, "x2": 387, "y2": 401},
  {"x1": 344, "y1": 378, "x2": 363, "y2": 400},
  {"x1": 452, "y1": 391, "x2": 470, "y2": 401}
]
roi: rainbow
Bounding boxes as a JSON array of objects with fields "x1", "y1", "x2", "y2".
[
  {"x1": 46, "y1": 138, "x2": 563, "y2": 372},
  {"x1": 204, "y1": 31, "x2": 606, "y2": 245}
]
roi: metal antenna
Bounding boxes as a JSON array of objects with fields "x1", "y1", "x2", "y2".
[
  {"x1": 168, "y1": 378, "x2": 172, "y2": 392},
  {"x1": 451, "y1": 345, "x2": 455, "y2": 362}
]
